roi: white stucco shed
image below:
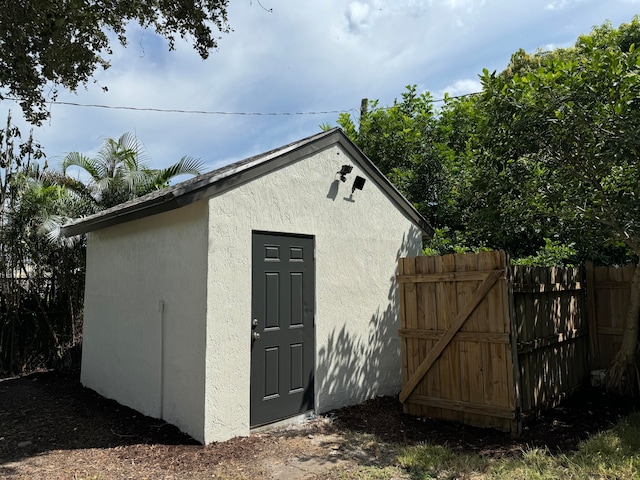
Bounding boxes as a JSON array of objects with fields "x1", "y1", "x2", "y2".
[{"x1": 62, "y1": 128, "x2": 431, "y2": 444}]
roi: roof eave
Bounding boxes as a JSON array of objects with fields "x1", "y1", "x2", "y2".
[
  {"x1": 61, "y1": 130, "x2": 340, "y2": 236},
  {"x1": 61, "y1": 128, "x2": 434, "y2": 237}
]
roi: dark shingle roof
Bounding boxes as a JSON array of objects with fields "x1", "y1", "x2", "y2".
[{"x1": 61, "y1": 128, "x2": 433, "y2": 236}]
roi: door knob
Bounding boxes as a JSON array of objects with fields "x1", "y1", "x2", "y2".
[{"x1": 252, "y1": 331, "x2": 260, "y2": 341}]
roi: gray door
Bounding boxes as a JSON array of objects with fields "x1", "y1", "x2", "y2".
[{"x1": 250, "y1": 232, "x2": 315, "y2": 427}]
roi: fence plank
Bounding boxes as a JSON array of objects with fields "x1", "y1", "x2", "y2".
[
  {"x1": 397, "y1": 271, "x2": 498, "y2": 283},
  {"x1": 415, "y1": 257, "x2": 430, "y2": 417},
  {"x1": 458, "y1": 253, "x2": 479, "y2": 425},
  {"x1": 397, "y1": 329, "x2": 510, "y2": 343},
  {"x1": 438, "y1": 254, "x2": 460, "y2": 421},
  {"x1": 416, "y1": 255, "x2": 440, "y2": 418},
  {"x1": 404, "y1": 257, "x2": 419, "y2": 416},
  {"x1": 483, "y1": 252, "x2": 510, "y2": 426},
  {"x1": 428, "y1": 255, "x2": 443, "y2": 418},
  {"x1": 409, "y1": 395, "x2": 515, "y2": 419},
  {"x1": 399, "y1": 258, "x2": 409, "y2": 394},
  {"x1": 511, "y1": 282, "x2": 582, "y2": 293}
]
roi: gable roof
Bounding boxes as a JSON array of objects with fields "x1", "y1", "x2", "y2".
[{"x1": 61, "y1": 128, "x2": 433, "y2": 237}]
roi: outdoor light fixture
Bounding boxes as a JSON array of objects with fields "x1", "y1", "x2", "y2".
[
  {"x1": 352, "y1": 176, "x2": 366, "y2": 193},
  {"x1": 337, "y1": 164, "x2": 353, "y2": 182}
]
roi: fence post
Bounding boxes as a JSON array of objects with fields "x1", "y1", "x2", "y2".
[
  {"x1": 505, "y1": 257, "x2": 522, "y2": 435},
  {"x1": 584, "y1": 261, "x2": 599, "y2": 370}
]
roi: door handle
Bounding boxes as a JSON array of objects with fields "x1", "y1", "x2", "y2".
[{"x1": 252, "y1": 331, "x2": 260, "y2": 341}]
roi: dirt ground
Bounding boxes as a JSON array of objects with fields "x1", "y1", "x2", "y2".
[{"x1": 0, "y1": 370, "x2": 637, "y2": 479}]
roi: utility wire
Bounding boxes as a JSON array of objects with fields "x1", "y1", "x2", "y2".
[
  {"x1": 435, "y1": 91, "x2": 481, "y2": 101},
  {"x1": 47, "y1": 100, "x2": 353, "y2": 116},
  {"x1": 3, "y1": 91, "x2": 481, "y2": 117}
]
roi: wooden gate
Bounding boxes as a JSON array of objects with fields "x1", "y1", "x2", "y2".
[
  {"x1": 397, "y1": 250, "x2": 517, "y2": 432},
  {"x1": 398, "y1": 251, "x2": 592, "y2": 433}
]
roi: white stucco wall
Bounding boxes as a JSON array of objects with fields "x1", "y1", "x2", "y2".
[
  {"x1": 81, "y1": 201, "x2": 209, "y2": 442},
  {"x1": 204, "y1": 144, "x2": 423, "y2": 443}
]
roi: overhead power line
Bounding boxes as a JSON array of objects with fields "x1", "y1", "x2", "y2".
[
  {"x1": 3, "y1": 91, "x2": 481, "y2": 117},
  {"x1": 46, "y1": 100, "x2": 354, "y2": 116}
]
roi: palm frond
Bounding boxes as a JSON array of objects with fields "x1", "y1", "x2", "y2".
[
  {"x1": 117, "y1": 132, "x2": 151, "y2": 166},
  {"x1": 56, "y1": 134, "x2": 202, "y2": 208},
  {"x1": 154, "y1": 156, "x2": 206, "y2": 187},
  {"x1": 126, "y1": 167, "x2": 154, "y2": 193},
  {"x1": 39, "y1": 214, "x2": 81, "y2": 248},
  {"x1": 62, "y1": 152, "x2": 104, "y2": 182}
]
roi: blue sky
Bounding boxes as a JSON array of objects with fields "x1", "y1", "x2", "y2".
[{"x1": 1, "y1": 0, "x2": 639, "y2": 177}]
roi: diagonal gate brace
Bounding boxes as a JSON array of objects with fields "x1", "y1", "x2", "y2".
[{"x1": 399, "y1": 269, "x2": 505, "y2": 403}]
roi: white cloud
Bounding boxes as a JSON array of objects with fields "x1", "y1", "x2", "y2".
[
  {"x1": 346, "y1": 2, "x2": 373, "y2": 32},
  {"x1": 2, "y1": 0, "x2": 639, "y2": 174},
  {"x1": 442, "y1": 0, "x2": 486, "y2": 12},
  {"x1": 540, "y1": 40, "x2": 574, "y2": 51},
  {"x1": 545, "y1": 0, "x2": 585, "y2": 10},
  {"x1": 435, "y1": 78, "x2": 483, "y2": 99},
  {"x1": 545, "y1": 1, "x2": 566, "y2": 10}
]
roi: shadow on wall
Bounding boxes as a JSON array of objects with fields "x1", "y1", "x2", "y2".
[{"x1": 317, "y1": 229, "x2": 423, "y2": 411}]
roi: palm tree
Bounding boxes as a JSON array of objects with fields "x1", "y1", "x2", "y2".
[
  {"x1": 0, "y1": 165, "x2": 90, "y2": 372},
  {"x1": 10, "y1": 166, "x2": 91, "y2": 246},
  {"x1": 61, "y1": 132, "x2": 205, "y2": 208}
]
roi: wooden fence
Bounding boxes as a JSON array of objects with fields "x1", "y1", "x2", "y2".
[
  {"x1": 511, "y1": 264, "x2": 588, "y2": 420},
  {"x1": 585, "y1": 261, "x2": 635, "y2": 370},
  {"x1": 396, "y1": 251, "x2": 621, "y2": 433}
]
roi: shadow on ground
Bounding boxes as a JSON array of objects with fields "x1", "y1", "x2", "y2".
[
  {"x1": 0, "y1": 370, "x2": 638, "y2": 479},
  {"x1": 0, "y1": 372, "x2": 197, "y2": 463}
]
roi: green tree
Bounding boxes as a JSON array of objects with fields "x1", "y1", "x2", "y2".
[
  {"x1": 336, "y1": 86, "x2": 444, "y2": 222},
  {"x1": 0, "y1": 114, "x2": 88, "y2": 374},
  {"x1": 425, "y1": 94, "x2": 506, "y2": 252},
  {"x1": 62, "y1": 132, "x2": 204, "y2": 208},
  {"x1": 0, "y1": 0, "x2": 230, "y2": 124},
  {"x1": 477, "y1": 16, "x2": 640, "y2": 392},
  {"x1": 5, "y1": 172, "x2": 91, "y2": 374}
]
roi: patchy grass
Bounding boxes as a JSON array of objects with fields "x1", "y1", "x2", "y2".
[
  {"x1": 566, "y1": 412, "x2": 640, "y2": 479},
  {"x1": 315, "y1": 465, "x2": 404, "y2": 480},
  {"x1": 488, "y1": 448, "x2": 577, "y2": 480},
  {"x1": 395, "y1": 413, "x2": 640, "y2": 480},
  {"x1": 398, "y1": 443, "x2": 488, "y2": 479}
]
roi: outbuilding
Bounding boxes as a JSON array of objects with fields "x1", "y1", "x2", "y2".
[{"x1": 62, "y1": 128, "x2": 431, "y2": 443}]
